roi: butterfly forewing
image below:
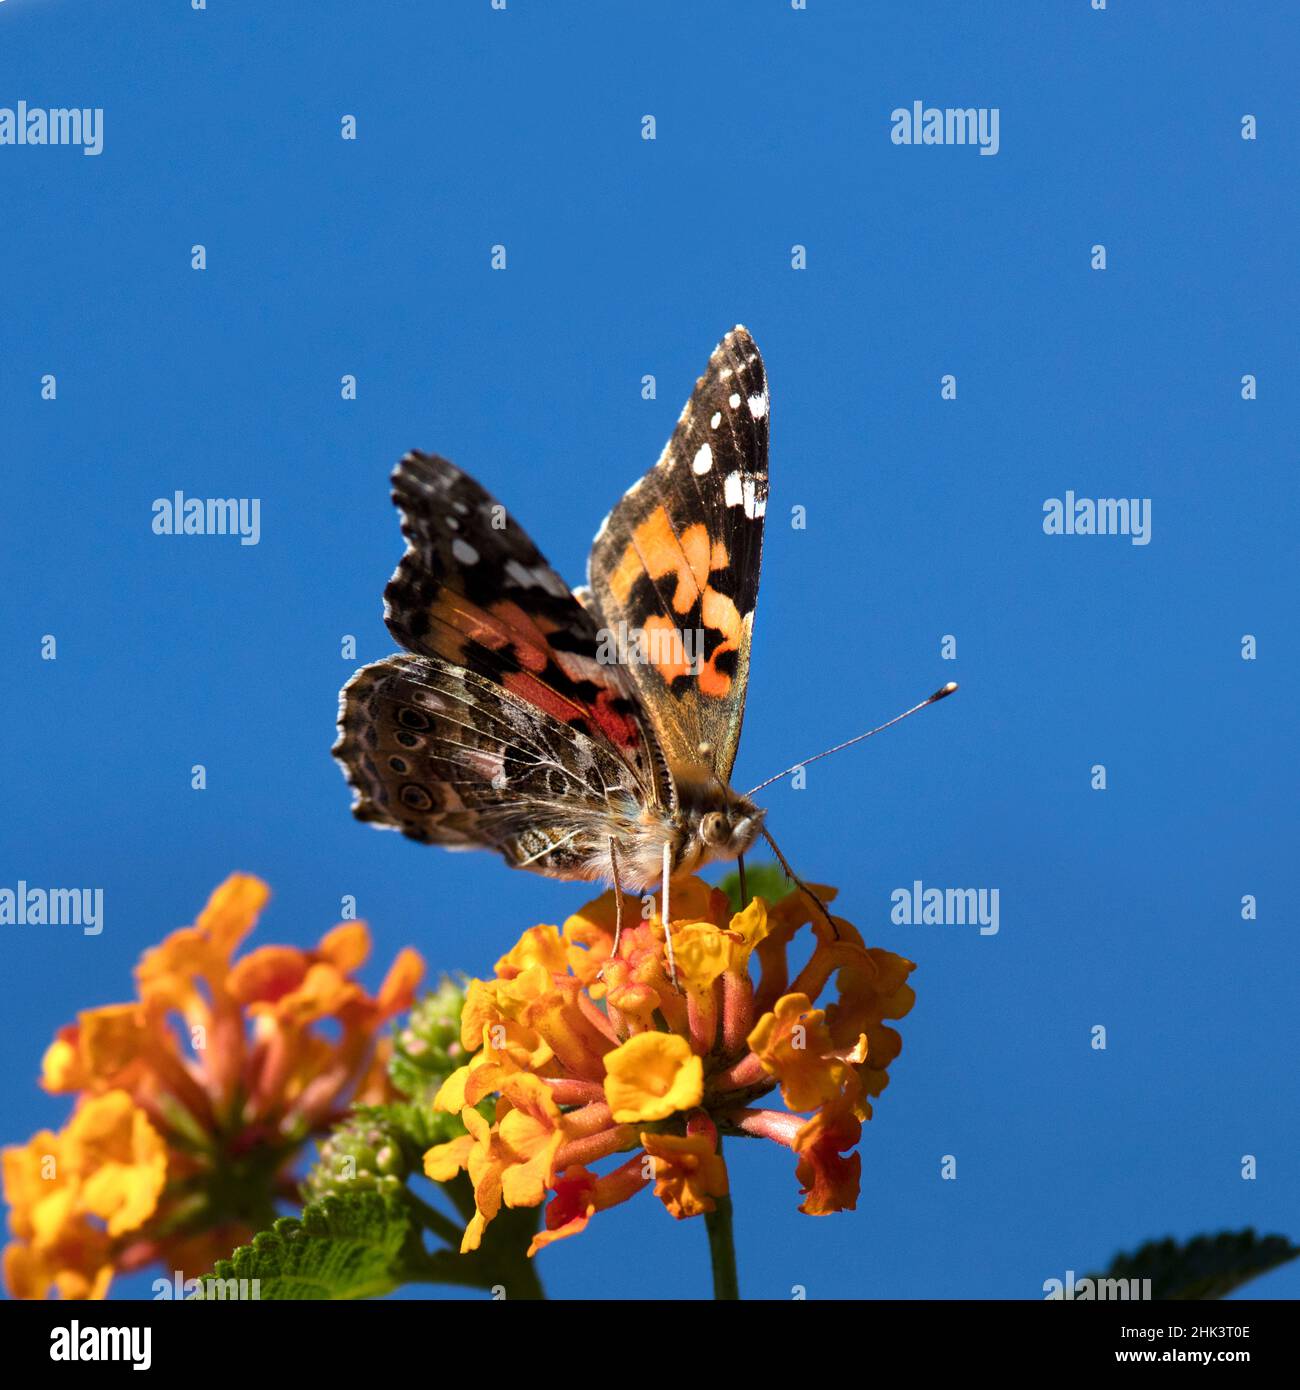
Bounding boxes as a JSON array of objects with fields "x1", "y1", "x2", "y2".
[
  {"x1": 380, "y1": 451, "x2": 666, "y2": 799},
  {"x1": 586, "y1": 326, "x2": 768, "y2": 787}
]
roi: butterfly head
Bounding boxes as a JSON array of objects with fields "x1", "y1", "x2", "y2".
[{"x1": 689, "y1": 791, "x2": 765, "y2": 865}]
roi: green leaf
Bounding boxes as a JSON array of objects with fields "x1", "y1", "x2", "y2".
[
  {"x1": 202, "y1": 1192, "x2": 412, "y2": 1301},
  {"x1": 717, "y1": 861, "x2": 795, "y2": 915},
  {"x1": 1094, "y1": 1229, "x2": 1300, "y2": 1300},
  {"x1": 208, "y1": 1169, "x2": 546, "y2": 1300}
]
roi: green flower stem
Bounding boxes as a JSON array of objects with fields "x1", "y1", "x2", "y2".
[
  {"x1": 705, "y1": 1192, "x2": 740, "y2": 1300},
  {"x1": 405, "y1": 1190, "x2": 467, "y2": 1248},
  {"x1": 405, "y1": 1180, "x2": 548, "y2": 1299}
]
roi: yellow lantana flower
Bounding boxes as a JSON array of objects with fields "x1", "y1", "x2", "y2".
[
  {"x1": 604, "y1": 1033, "x2": 704, "y2": 1122},
  {"x1": 423, "y1": 876, "x2": 915, "y2": 1255},
  {"x1": 3, "y1": 875, "x2": 423, "y2": 1299}
]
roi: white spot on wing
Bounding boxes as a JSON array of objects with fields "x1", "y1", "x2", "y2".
[
  {"x1": 748, "y1": 393, "x2": 767, "y2": 419},
  {"x1": 710, "y1": 412, "x2": 721, "y2": 429},
  {"x1": 728, "y1": 393, "x2": 741, "y2": 408},
  {"x1": 452, "y1": 538, "x2": 479, "y2": 564},
  {"x1": 723, "y1": 471, "x2": 766, "y2": 519},
  {"x1": 506, "y1": 557, "x2": 566, "y2": 592},
  {"x1": 692, "y1": 443, "x2": 713, "y2": 475},
  {"x1": 538, "y1": 568, "x2": 571, "y2": 598}
]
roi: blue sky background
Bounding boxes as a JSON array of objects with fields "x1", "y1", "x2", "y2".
[{"x1": 2, "y1": 1, "x2": 1296, "y2": 1300}]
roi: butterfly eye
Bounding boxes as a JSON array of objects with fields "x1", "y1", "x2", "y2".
[{"x1": 700, "y1": 812, "x2": 729, "y2": 846}]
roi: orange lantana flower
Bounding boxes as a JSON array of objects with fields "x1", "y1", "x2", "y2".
[
  {"x1": 3, "y1": 875, "x2": 422, "y2": 1299},
  {"x1": 424, "y1": 878, "x2": 914, "y2": 1255}
]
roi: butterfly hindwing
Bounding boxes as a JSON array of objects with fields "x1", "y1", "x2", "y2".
[
  {"x1": 334, "y1": 653, "x2": 646, "y2": 879},
  {"x1": 586, "y1": 326, "x2": 768, "y2": 787}
]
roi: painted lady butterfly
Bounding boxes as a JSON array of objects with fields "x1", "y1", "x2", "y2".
[
  {"x1": 335, "y1": 327, "x2": 773, "y2": 910},
  {"x1": 334, "y1": 327, "x2": 953, "y2": 927}
]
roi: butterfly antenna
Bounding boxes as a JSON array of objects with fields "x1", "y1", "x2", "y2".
[
  {"x1": 759, "y1": 825, "x2": 839, "y2": 939},
  {"x1": 743, "y1": 682, "x2": 958, "y2": 797}
]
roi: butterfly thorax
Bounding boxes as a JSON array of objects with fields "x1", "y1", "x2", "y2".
[{"x1": 663, "y1": 778, "x2": 765, "y2": 882}]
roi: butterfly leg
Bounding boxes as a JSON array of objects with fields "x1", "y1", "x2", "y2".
[
  {"x1": 608, "y1": 838, "x2": 624, "y2": 960},
  {"x1": 595, "y1": 840, "x2": 626, "y2": 985},
  {"x1": 737, "y1": 853, "x2": 748, "y2": 907},
  {"x1": 759, "y1": 826, "x2": 841, "y2": 940},
  {"x1": 661, "y1": 840, "x2": 679, "y2": 987}
]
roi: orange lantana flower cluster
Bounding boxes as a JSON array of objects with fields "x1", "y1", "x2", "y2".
[
  {"x1": 3, "y1": 875, "x2": 423, "y2": 1299},
  {"x1": 424, "y1": 878, "x2": 914, "y2": 1256}
]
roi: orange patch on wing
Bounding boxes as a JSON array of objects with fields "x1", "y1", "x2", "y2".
[
  {"x1": 422, "y1": 595, "x2": 473, "y2": 661},
  {"x1": 428, "y1": 594, "x2": 554, "y2": 675},
  {"x1": 503, "y1": 670, "x2": 581, "y2": 725},
  {"x1": 607, "y1": 542, "x2": 644, "y2": 609},
  {"x1": 486, "y1": 600, "x2": 554, "y2": 672},
  {"x1": 608, "y1": 509, "x2": 731, "y2": 617},
  {"x1": 675, "y1": 525, "x2": 714, "y2": 611},
  {"x1": 503, "y1": 675, "x2": 639, "y2": 750},
  {"x1": 643, "y1": 615, "x2": 694, "y2": 686},
  {"x1": 589, "y1": 689, "x2": 642, "y2": 750},
  {"x1": 698, "y1": 588, "x2": 744, "y2": 698}
]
